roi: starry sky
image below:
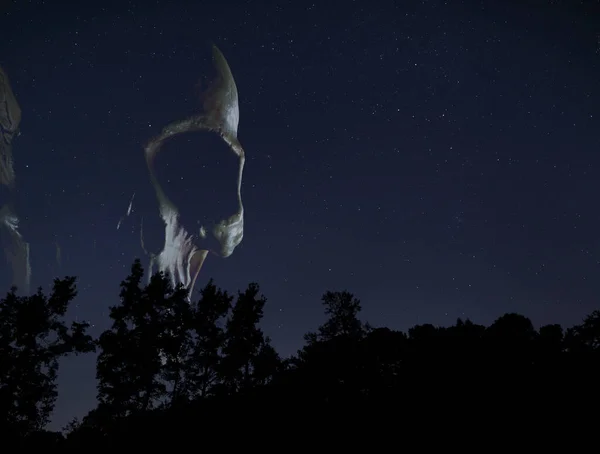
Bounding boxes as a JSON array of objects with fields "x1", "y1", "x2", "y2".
[{"x1": 1, "y1": 0, "x2": 599, "y2": 429}]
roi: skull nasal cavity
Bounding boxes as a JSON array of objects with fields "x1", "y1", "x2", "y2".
[{"x1": 153, "y1": 130, "x2": 241, "y2": 227}]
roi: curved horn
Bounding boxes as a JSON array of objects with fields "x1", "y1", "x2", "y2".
[{"x1": 200, "y1": 44, "x2": 240, "y2": 139}]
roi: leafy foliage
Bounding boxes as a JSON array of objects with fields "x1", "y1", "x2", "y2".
[
  {"x1": 0, "y1": 277, "x2": 94, "y2": 436},
  {"x1": 95, "y1": 260, "x2": 279, "y2": 421},
  {"x1": 3, "y1": 260, "x2": 600, "y2": 445},
  {"x1": 96, "y1": 259, "x2": 191, "y2": 415}
]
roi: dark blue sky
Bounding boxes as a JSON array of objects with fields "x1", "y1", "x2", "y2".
[{"x1": 1, "y1": 0, "x2": 599, "y2": 430}]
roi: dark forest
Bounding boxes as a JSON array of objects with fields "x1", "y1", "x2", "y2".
[{"x1": 2, "y1": 260, "x2": 598, "y2": 446}]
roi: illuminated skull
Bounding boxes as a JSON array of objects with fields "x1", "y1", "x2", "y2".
[
  {"x1": 0, "y1": 65, "x2": 30, "y2": 293},
  {"x1": 141, "y1": 45, "x2": 245, "y2": 297}
]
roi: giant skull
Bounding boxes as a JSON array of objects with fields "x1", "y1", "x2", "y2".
[
  {"x1": 0, "y1": 65, "x2": 30, "y2": 294},
  {"x1": 140, "y1": 44, "x2": 245, "y2": 297}
]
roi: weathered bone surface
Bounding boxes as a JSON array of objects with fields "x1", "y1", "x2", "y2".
[
  {"x1": 0, "y1": 65, "x2": 30, "y2": 294},
  {"x1": 0, "y1": 65, "x2": 21, "y2": 188},
  {"x1": 120, "y1": 45, "x2": 245, "y2": 298},
  {"x1": 0, "y1": 205, "x2": 31, "y2": 292}
]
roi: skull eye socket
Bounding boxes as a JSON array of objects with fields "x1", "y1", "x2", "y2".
[{"x1": 152, "y1": 129, "x2": 242, "y2": 237}]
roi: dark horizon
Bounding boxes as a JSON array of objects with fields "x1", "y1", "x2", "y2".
[{"x1": 2, "y1": 260, "x2": 600, "y2": 442}]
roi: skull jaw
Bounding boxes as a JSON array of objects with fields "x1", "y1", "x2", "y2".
[
  {"x1": 187, "y1": 249, "x2": 208, "y2": 299},
  {"x1": 211, "y1": 212, "x2": 244, "y2": 258},
  {"x1": 152, "y1": 205, "x2": 202, "y2": 298},
  {"x1": 151, "y1": 203, "x2": 243, "y2": 300}
]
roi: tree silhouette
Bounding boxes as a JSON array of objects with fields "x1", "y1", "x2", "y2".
[
  {"x1": 183, "y1": 279, "x2": 231, "y2": 398},
  {"x1": 565, "y1": 310, "x2": 600, "y2": 353},
  {"x1": 3, "y1": 261, "x2": 600, "y2": 445},
  {"x1": 293, "y1": 291, "x2": 369, "y2": 407},
  {"x1": 218, "y1": 283, "x2": 280, "y2": 393},
  {"x1": 305, "y1": 290, "x2": 365, "y2": 344},
  {"x1": 537, "y1": 324, "x2": 563, "y2": 358},
  {"x1": 96, "y1": 260, "x2": 189, "y2": 416},
  {"x1": 485, "y1": 312, "x2": 537, "y2": 370},
  {"x1": 0, "y1": 277, "x2": 94, "y2": 437}
]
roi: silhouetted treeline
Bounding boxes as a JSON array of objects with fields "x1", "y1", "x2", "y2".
[{"x1": 1, "y1": 259, "x2": 600, "y2": 446}]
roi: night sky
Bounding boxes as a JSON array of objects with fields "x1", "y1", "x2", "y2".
[{"x1": 1, "y1": 0, "x2": 599, "y2": 429}]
